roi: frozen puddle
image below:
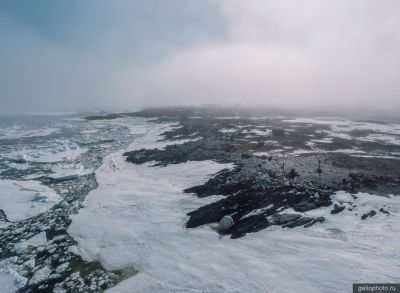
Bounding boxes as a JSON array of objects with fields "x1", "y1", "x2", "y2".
[{"x1": 0, "y1": 180, "x2": 61, "y2": 222}]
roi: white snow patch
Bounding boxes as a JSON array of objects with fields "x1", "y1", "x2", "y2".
[
  {"x1": 286, "y1": 118, "x2": 400, "y2": 146},
  {"x1": 218, "y1": 128, "x2": 237, "y2": 134},
  {"x1": 242, "y1": 129, "x2": 272, "y2": 137},
  {"x1": 113, "y1": 118, "x2": 198, "y2": 152},
  {"x1": 0, "y1": 180, "x2": 61, "y2": 221},
  {"x1": 250, "y1": 129, "x2": 272, "y2": 136},
  {"x1": 310, "y1": 137, "x2": 334, "y2": 144},
  {"x1": 80, "y1": 129, "x2": 99, "y2": 134},
  {"x1": 321, "y1": 130, "x2": 353, "y2": 140},
  {"x1": 215, "y1": 116, "x2": 240, "y2": 120},
  {"x1": 289, "y1": 148, "x2": 366, "y2": 157},
  {"x1": 358, "y1": 134, "x2": 400, "y2": 146},
  {"x1": 353, "y1": 154, "x2": 400, "y2": 160}
]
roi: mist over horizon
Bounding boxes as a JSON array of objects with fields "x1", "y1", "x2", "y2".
[{"x1": 1, "y1": 0, "x2": 400, "y2": 116}]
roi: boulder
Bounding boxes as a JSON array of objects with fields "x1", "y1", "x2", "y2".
[
  {"x1": 218, "y1": 215, "x2": 235, "y2": 231},
  {"x1": 304, "y1": 217, "x2": 325, "y2": 228},
  {"x1": 269, "y1": 214, "x2": 301, "y2": 225},
  {"x1": 330, "y1": 204, "x2": 345, "y2": 215},
  {"x1": 361, "y1": 210, "x2": 376, "y2": 220},
  {"x1": 283, "y1": 217, "x2": 313, "y2": 228},
  {"x1": 294, "y1": 201, "x2": 317, "y2": 212},
  {"x1": 230, "y1": 214, "x2": 269, "y2": 239}
]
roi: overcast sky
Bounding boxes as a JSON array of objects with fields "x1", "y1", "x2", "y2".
[{"x1": 1, "y1": 0, "x2": 399, "y2": 114}]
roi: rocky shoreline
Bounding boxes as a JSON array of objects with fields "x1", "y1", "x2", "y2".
[{"x1": 122, "y1": 107, "x2": 400, "y2": 238}]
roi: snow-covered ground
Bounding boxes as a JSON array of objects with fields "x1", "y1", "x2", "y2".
[
  {"x1": 91, "y1": 117, "x2": 199, "y2": 152},
  {"x1": 283, "y1": 118, "x2": 400, "y2": 135},
  {"x1": 68, "y1": 118, "x2": 400, "y2": 293},
  {"x1": 284, "y1": 118, "x2": 400, "y2": 146},
  {"x1": 244, "y1": 129, "x2": 272, "y2": 136},
  {"x1": 0, "y1": 180, "x2": 61, "y2": 222}
]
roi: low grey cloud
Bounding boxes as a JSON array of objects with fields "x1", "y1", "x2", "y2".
[
  {"x1": 1, "y1": 0, "x2": 399, "y2": 114},
  {"x1": 134, "y1": 0, "x2": 400, "y2": 112}
]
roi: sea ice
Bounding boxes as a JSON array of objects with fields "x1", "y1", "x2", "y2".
[
  {"x1": 47, "y1": 164, "x2": 92, "y2": 181},
  {"x1": 0, "y1": 127, "x2": 59, "y2": 140},
  {"x1": 0, "y1": 258, "x2": 28, "y2": 293},
  {"x1": 6, "y1": 142, "x2": 87, "y2": 164},
  {"x1": 0, "y1": 180, "x2": 61, "y2": 221}
]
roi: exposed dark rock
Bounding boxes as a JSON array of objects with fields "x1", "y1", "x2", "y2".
[
  {"x1": 331, "y1": 204, "x2": 346, "y2": 215},
  {"x1": 283, "y1": 217, "x2": 313, "y2": 228},
  {"x1": 361, "y1": 210, "x2": 377, "y2": 220},
  {"x1": 293, "y1": 201, "x2": 317, "y2": 212},
  {"x1": 230, "y1": 215, "x2": 270, "y2": 239},
  {"x1": 119, "y1": 107, "x2": 400, "y2": 238},
  {"x1": 272, "y1": 128, "x2": 285, "y2": 137},
  {"x1": 294, "y1": 197, "x2": 332, "y2": 212},
  {"x1": 287, "y1": 168, "x2": 299, "y2": 181},
  {"x1": 379, "y1": 208, "x2": 390, "y2": 215},
  {"x1": 0, "y1": 209, "x2": 9, "y2": 222},
  {"x1": 304, "y1": 217, "x2": 325, "y2": 228},
  {"x1": 270, "y1": 214, "x2": 302, "y2": 226}
]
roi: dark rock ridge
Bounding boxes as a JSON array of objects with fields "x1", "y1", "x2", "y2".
[
  {"x1": 361, "y1": 210, "x2": 377, "y2": 220},
  {"x1": 119, "y1": 107, "x2": 400, "y2": 238}
]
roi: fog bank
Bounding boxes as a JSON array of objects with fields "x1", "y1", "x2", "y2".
[{"x1": 1, "y1": 1, "x2": 399, "y2": 114}]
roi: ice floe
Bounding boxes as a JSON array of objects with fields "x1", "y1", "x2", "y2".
[
  {"x1": 0, "y1": 180, "x2": 61, "y2": 221},
  {"x1": 0, "y1": 257, "x2": 28, "y2": 293},
  {"x1": 47, "y1": 163, "x2": 92, "y2": 181},
  {"x1": 0, "y1": 127, "x2": 59, "y2": 140},
  {"x1": 5, "y1": 141, "x2": 87, "y2": 164}
]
